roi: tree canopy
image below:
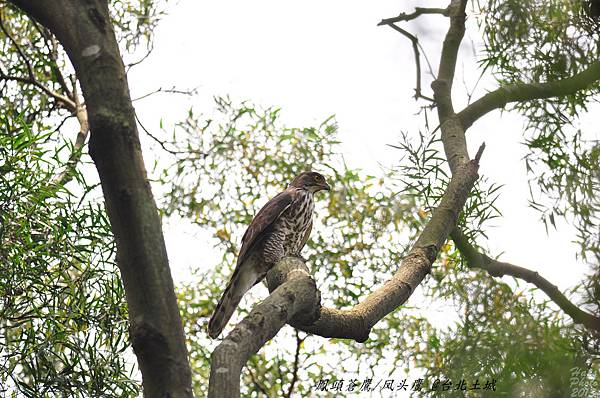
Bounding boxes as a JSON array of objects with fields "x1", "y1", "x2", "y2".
[{"x1": 0, "y1": 0, "x2": 598, "y2": 397}]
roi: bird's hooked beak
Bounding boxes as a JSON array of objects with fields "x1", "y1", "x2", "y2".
[{"x1": 320, "y1": 182, "x2": 331, "y2": 191}]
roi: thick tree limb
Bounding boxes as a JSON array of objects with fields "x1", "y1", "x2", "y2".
[
  {"x1": 458, "y1": 61, "x2": 600, "y2": 129},
  {"x1": 282, "y1": 156, "x2": 482, "y2": 340},
  {"x1": 9, "y1": 1, "x2": 193, "y2": 397},
  {"x1": 208, "y1": 258, "x2": 320, "y2": 398},
  {"x1": 451, "y1": 229, "x2": 600, "y2": 333},
  {"x1": 431, "y1": 0, "x2": 469, "y2": 173}
]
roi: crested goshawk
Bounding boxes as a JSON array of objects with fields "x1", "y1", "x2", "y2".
[{"x1": 208, "y1": 171, "x2": 330, "y2": 338}]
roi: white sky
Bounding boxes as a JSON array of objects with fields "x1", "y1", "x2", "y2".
[{"x1": 123, "y1": 0, "x2": 595, "y2": 394}]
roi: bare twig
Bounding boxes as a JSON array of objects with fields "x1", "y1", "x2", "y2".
[
  {"x1": 284, "y1": 330, "x2": 303, "y2": 398},
  {"x1": 246, "y1": 365, "x2": 270, "y2": 397},
  {"x1": 378, "y1": 7, "x2": 449, "y2": 26},
  {"x1": 385, "y1": 23, "x2": 435, "y2": 102},
  {"x1": 378, "y1": 4, "x2": 442, "y2": 102},
  {"x1": 132, "y1": 86, "x2": 199, "y2": 102},
  {"x1": 134, "y1": 111, "x2": 189, "y2": 155},
  {"x1": 451, "y1": 229, "x2": 600, "y2": 333},
  {"x1": 125, "y1": 41, "x2": 154, "y2": 73}
]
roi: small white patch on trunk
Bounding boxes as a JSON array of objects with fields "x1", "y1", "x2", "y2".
[
  {"x1": 216, "y1": 367, "x2": 229, "y2": 374},
  {"x1": 82, "y1": 45, "x2": 100, "y2": 57}
]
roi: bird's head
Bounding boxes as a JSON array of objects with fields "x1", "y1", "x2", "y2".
[{"x1": 290, "y1": 171, "x2": 330, "y2": 193}]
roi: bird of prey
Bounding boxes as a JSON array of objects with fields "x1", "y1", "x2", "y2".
[{"x1": 208, "y1": 171, "x2": 330, "y2": 339}]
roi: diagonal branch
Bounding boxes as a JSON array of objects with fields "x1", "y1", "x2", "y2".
[
  {"x1": 210, "y1": 3, "x2": 485, "y2": 396},
  {"x1": 10, "y1": 1, "x2": 194, "y2": 396},
  {"x1": 31, "y1": 19, "x2": 74, "y2": 100},
  {"x1": 378, "y1": 5, "x2": 442, "y2": 103},
  {"x1": 246, "y1": 365, "x2": 270, "y2": 397},
  {"x1": 457, "y1": 61, "x2": 600, "y2": 129},
  {"x1": 451, "y1": 229, "x2": 600, "y2": 333}
]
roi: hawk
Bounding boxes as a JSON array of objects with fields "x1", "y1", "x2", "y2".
[{"x1": 208, "y1": 171, "x2": 330, "y2": 339}]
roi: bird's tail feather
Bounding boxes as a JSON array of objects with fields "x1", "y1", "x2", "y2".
[{"x1": 208, "y1": 265, "x2": 258, "y2": 339}]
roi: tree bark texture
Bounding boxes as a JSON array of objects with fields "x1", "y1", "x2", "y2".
[
  {"x1": 209, "y1": 258, "x2": 320, "y2": 398},
  {"x1": 8, "y1": 1, "x2": 194, "y2": 397}
]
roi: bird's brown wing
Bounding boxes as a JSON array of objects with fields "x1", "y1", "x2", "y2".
[{"x1": 237, "y1": 188, "x2": 295, "y2": 267}]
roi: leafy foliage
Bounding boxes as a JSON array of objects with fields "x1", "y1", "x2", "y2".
[
  {"x1": 1, "y1": 1, "x2": 599, "y2": 397},
  {"x1": 416, "y1": 256, "x2": 595, "y2": 397},
  {"x1": 477, "y1": 0, "x2": 600, "y2": 260},
  {"x1": 0, "y1": 113, "x2": 138, "y2": 397},
  {"x1": 0, "y1": 3, "x2": 164, "y2": 394},
  {"x1": 391, "y1": 131, "x2": 503, "y2": 243}
]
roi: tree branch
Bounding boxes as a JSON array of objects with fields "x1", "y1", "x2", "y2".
[
  {"x1": 31, "y1": 19, "x2": 74, "y2": 100},
  {"x1": 246, "y1": 365, "x2": 270, "y2": 397},
  {"x1": 2, "y1": 12, "x2": 90, "y2": 192},
  {"x1": 210, "y1": 4, "x2": 483, "y2": 395},
  {"x1": 377, "y1": 7, "x2": 449, "y2": 26},
  {"x1": 131, "y1": 85, "x2": 198, "y2": 102},
  {"x1": 208, "y1": 258, "x2": 320, "y2": 398},
  {"x1": 457, "y1": 61, "x2": 600, "y2": 129},
  {"x1": 431, "y1": 0, "x2": 469, "y2": 173},
  {"x1": 284, "y1": 330, "x2": 303, "y2": 398},
  {"x1": 384, "y1": 23, "x2": 434, "y2": 102},
  {"x1": 451, "y1": 229, "x2": 600, "y2": 333},
  {"x1": 48, "y1": 95, "x2": 89, "y2": 188}
]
